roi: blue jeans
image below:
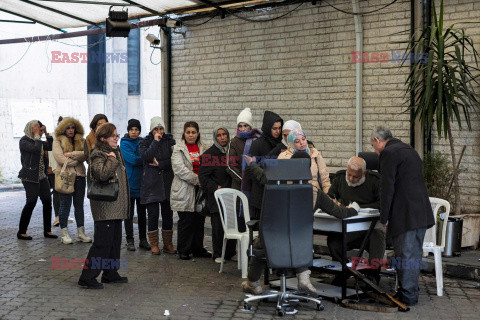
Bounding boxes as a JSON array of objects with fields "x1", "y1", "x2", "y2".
[
  {"x1": 58, "y1": 177, "x2": 86, "y2": 229},
  {"x1": 392, "y1": 227, "x2": 427, "y2": 305}
]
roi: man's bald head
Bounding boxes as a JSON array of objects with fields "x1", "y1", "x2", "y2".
[{"x1": 346, "y1": 157, "x2": 366, "y2": 187}]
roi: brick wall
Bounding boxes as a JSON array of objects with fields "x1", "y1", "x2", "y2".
[{"x1": 170, "y1": 0, "x2": 480, "y2": 212}]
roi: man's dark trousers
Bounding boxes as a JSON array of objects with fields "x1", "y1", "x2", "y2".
[{"x1": 392, "y1": 227, "x2": 427, "y2": 305}]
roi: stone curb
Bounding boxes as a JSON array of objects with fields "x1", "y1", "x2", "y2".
[{"x1": 314, "y1": 243, "x2": 480, "y2": 281}]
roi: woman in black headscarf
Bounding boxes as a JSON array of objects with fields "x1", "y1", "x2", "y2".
[
  {"x1": 198, "y1": 127, "x2": 236, "y2": 262},
  {"x1": 245, "y1": 111, "x2": 283, "y2": 219}
]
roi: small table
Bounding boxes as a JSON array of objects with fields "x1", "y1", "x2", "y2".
[{"x1": 313, "y1": 210, "x2": 381, "y2": 300}]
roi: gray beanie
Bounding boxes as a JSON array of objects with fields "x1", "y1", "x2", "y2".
[{"x1": 150, "y1": 116, "x2": 165, "y2": 132}]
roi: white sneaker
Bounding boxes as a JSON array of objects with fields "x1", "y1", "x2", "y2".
[
  {"x1": 215, "y1": 257, "x2": 225, "y2": 263},
  {"x1": 61, "y1": 228, "x2": 73, "y2": 244},
  {"x1": 76, "y1": 226, "x2": 92, "y2": 243}
]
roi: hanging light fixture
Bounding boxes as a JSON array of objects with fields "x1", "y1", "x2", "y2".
[{"x1": 106, "y1": 6, "x2": 130, "y2": 37}]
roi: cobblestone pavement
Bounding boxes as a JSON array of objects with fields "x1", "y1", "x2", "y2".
[{"x1": 1, "y1": 190, "x2": 479, "y2": 320}]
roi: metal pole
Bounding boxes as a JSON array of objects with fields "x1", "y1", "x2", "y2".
[
  {"x1": 352, "y1": 0, "x2": 363, "y2": 155},
  {"x1": 0, "y1": 18, "x2": 166, "y2": 45}
]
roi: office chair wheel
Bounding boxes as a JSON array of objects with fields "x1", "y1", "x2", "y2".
[
  {"x1": 243, "y1": 302, "x2": 251, "y2": 311},
  {"x1": 317, "y1": 303, "x2": 325, "y2": 311},
  {"x1": 277, "y1": 309, "x2": 285, "y2": 317}
]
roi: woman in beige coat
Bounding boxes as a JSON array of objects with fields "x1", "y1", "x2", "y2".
[
  {"x1": 278, "y1": 129, "x2": 331, "y2": 205},
  {"x1": 52, "y1": 117, "x2": 91, "y2": 244},
  {"x1": 170, "y1": 121, "x2": 209, "y2": 260},
  {"x1": 78, "y1": 123, "x2": 129, "y2": 289}
]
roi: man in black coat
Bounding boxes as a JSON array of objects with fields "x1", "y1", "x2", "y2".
[
  {"x1": 198, "y1": 127, "x2": 236, "y2": 262},
  {"x1": 371, "y1": 126, "x2": 434, "y2": 306},
  {"x1": 245, "y1": 110, "x2": 283, "y2": 219}
]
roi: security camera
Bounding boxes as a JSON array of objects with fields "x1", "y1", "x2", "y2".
[
  {"x1": 146, "y1": 34, "x2": 160, "y2": 46},
  {"x1": 166, "y1": 19, "x2": 182, "y2": 28}
]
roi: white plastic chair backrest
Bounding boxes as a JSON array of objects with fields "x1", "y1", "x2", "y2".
[
  {"x1": 214, "y1": 188, "x2": 251, "y2": 234},
  {"x1": 424, "y1": 197, "x2": 451, "y2": 248}
]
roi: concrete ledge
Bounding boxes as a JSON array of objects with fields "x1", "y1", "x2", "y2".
[
  {"x1": 314, "y1": 240, "x2": 480, "y2": 281},
  {"x1": 425, "y1": 251, "x2": 480, "y2": 281},
  {"x1": 0, "y1": 183, "x2": 23, "y2": 192}
]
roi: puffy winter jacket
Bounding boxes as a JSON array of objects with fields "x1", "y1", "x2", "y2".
[
  {"x1": 139, "y1": 133, "x2": 176, "y2": 204},
  {"x1": 170, "y1": 140, "x2": 207, "y2": 212},
  {"x1": 120, "y1": 134, "x2": 143, "y2": 198},
  {"x1": 52, "y1": 117, "x2": 87, "y2": 178},
  {"x1": 278, "y1": 146, "x2": 331, "y2": 194},
  {"x1": 18, "y1": 135, "x2": 53, "y2": 183}
]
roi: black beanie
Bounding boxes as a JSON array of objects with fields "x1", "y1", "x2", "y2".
[{"x1": 127, "y1": 119, "x2": 141, "y2": 132}]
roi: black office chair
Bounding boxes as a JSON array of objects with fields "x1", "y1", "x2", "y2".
[
  {"x1": 243, "y1": 159, "x2": 323, "y2": 316},
  {"x1": 358, "y1": 152, "x2": 379, "y2": 171}
]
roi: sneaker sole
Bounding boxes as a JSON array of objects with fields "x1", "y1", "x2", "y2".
[{"x1": 76, "y1": 239, "x2": 92, "y2": 243}]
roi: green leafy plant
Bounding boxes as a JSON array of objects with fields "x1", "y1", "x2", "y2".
[
  {"x1": 402, "y1": 0, "x2": 480, "y2": 213},
  {"x1": 423, "y1": 152, "x2": 454, "y2": 203}
]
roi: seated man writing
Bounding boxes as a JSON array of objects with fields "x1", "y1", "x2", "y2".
[{"x1": 325, "y1": 157, "x2": 385, "y2": 283}]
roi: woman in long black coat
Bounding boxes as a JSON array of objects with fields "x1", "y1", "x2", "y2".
[
  {"x1": 198, "y1": 127, "x2": 236, "y2": 262},
  {"x1": 245, "y1": 111, "x2": 283, "y2": 219},
  {"x1": 139, "y1": 117, "x2": 176, "y2": 255}
]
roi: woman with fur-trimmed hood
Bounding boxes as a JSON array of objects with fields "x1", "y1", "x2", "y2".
[{"x1": 52, "y1": 117, "x2": 92, "y2": 244}]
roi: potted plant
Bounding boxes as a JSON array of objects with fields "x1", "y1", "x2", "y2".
[{"x1": 402, "y1": 0, "x2": 480, "y2": 214}]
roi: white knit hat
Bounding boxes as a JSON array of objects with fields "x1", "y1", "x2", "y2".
[
  {"x1": 237, "y1": 108, "x2": 253, "y2": 128},
  {"x1": 150, "y1": 116, "x2": 165, "y2": 132}
]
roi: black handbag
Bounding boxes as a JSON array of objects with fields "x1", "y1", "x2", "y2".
[
  {"x1": 87, "y1": 162, "x2": 119, "y2": 202},
  {"x1": 195, "y1": 185, "x2": 209, "y2": 216}
]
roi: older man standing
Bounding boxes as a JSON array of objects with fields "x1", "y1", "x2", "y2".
[
  {"x1": 326, "y1": 157, "x2": 384, "y2": 283},
  {"x1": 371, "y1": 125, "x2": 434, "y2": 306}
]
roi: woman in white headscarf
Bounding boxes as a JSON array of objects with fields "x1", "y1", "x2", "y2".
[
  {"x1": 278, "y1": 129, "x2": 331, "y2": 204},
  {"x1": 267, "y1": 120, "x2": 316, "y2": 157},
  {"x1": 17, "y1": 120, "x2": 57, "y2": 240}
]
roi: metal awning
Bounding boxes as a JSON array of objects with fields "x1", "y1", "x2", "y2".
[
  {"x1": 0, "y1": 0, "x2": 288, "y2": 31},
  {"x1": 0, "y1": 0, "x2": 198, "y2": 30}
]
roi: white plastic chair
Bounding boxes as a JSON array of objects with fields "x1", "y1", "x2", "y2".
[
  {"x1": 423, "y1": 197, "x2": 451, "y2": 296},
  {"x1": 214, "y1": 188, "x2": 256, "y2": 278}
]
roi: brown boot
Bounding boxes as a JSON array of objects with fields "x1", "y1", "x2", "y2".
[
  {"x1": 161, "y1": 229, "x2": 177, "y2": 254},
  {"x1": 147, "y1": 230, "x2": 161, "y2": 255}
]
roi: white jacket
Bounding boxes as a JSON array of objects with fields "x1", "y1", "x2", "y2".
[{"x1": 170, "y1": 140, "x2": 207, "y2": 212}]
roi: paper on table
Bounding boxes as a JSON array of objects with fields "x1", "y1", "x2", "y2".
[{"x1": 359, "y1": 208, "x2": 379, "y2": 214}]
